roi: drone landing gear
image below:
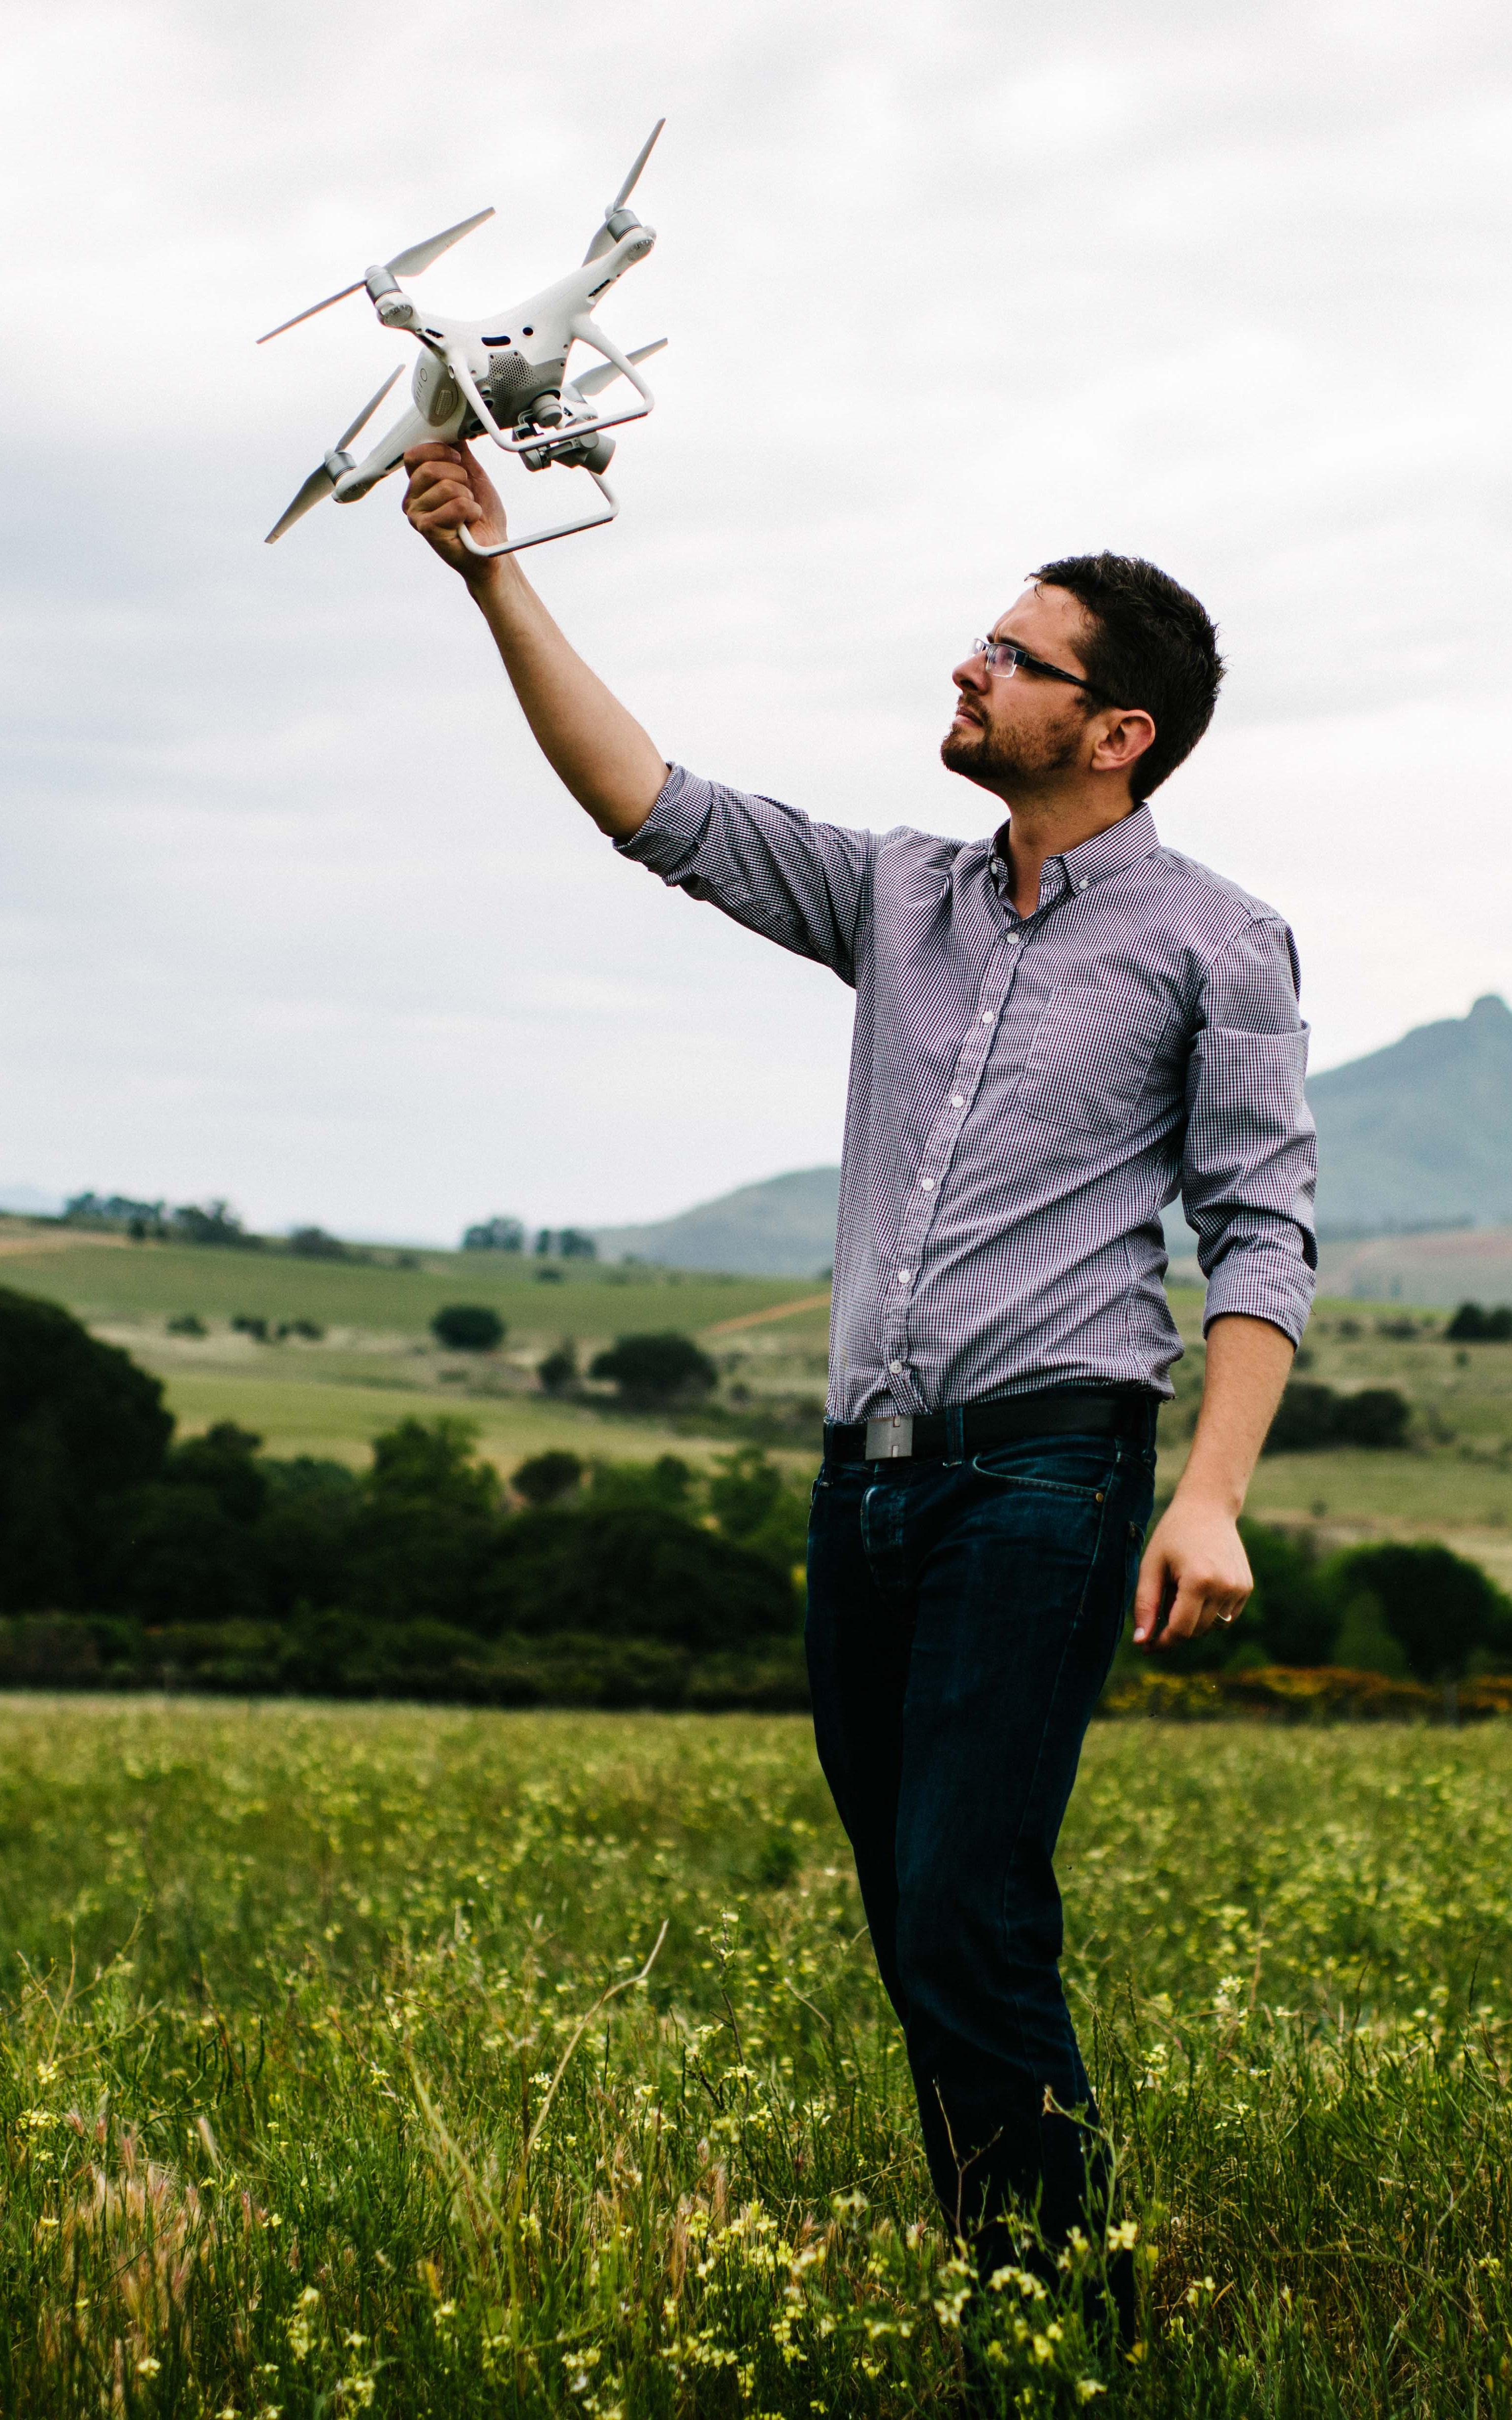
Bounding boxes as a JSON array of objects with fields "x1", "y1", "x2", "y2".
[{"x1": 458, "y1": 470, "x2": 619, "y2": 560}]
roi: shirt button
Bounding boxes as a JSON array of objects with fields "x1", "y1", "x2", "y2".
[
  {"x1": 981, "y1": 1009, "x2": 993, "y2": 1024},
  {"x1": 920, "y1": 1176, "x2": 933, "y2": 1189},
  {"x1": 897, "y1": 1269, "x2": 911, "y2": 1284},
  {"x1": 989, "y1": 856, "x2": 1004, "y2": 874},
  {"x1": 889, "y1": 1358, "x2": 902, "y2": 1373},
  {"x1": 951, "y1": 1093, "x2": 964, "y2": 1107},
  {"x1": 1078, "y1": 878, "x2": 1089, "y2": 891}
]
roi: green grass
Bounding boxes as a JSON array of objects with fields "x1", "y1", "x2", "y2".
[
  {"x1": 0, "y1": 1229, "x2": 823, "y2": 1345},
  {"x1": 3, "y1": 1699, "x2": 1511, "y2": 2416},
  {"x1": 143, "y1": 1370, "x2": 747, "y2": 1475}
]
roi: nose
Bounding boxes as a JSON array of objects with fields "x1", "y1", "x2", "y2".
[{"x1": 953, "y1": 647, "x2": 989, "y2": 694}]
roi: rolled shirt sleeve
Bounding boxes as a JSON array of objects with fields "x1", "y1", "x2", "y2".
[
  {"x1": 1182, "y1": 912, "x2": 1318, "y2": 1344},
  {"x1": 616, "y1": 764, "x2": 875, "y2": 986}
]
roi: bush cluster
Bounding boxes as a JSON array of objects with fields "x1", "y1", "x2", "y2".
[
  {"x1": 1263, "y1": 1379, "x2": 1410, "y2": 1452},
  {"x1": 1446, "y1": 1300, "x2": 1512, "y2": 1342},
  {"x1": 1156, "y1": 1521, "x2": 1512, "y2": 1684},
  {"x1": 0, "y1": 1288, "x2": 808, "y2": 1704}
]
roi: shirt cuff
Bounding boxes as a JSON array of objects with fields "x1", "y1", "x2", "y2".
[
  {"x1": 614, "y1": 763, "x2": 715, "y2": 879},
  {"x1": 1201, "y1": 1234, "x2": 1316, "y2": 1347}
]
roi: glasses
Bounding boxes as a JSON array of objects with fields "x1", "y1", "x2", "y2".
[{"x1": 970, "y1": 637, "x2": 1115, "y2": 706}]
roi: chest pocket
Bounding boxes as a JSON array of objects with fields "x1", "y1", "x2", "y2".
[{"x1": 1018, "y1": 975, "x2": 1176, "y2": 1139}]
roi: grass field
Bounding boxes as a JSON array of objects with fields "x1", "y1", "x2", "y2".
[{"x1": 2, "y1": 1697, "x2": 1510, "y2": 2417}]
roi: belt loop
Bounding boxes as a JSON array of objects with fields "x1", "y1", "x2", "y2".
[{"x1": 943, "y1": 1403, "x2": 966, "y2": 1467}]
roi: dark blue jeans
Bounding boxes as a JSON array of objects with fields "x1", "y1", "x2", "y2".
[{"x1": 805, "y1": 1426, "x2": 1156, "y2": 2273}]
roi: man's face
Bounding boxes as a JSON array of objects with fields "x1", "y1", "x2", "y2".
[{"x1": 941, "y1": 583, "x2": 1097, "y2": 794}]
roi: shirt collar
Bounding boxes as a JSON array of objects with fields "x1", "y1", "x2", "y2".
[{"x1": 988, "y1": 802, "x2": 1160, "y2": 904}]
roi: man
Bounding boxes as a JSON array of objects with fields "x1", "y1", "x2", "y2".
[{"x1": 401, "y1": 445, "x2": 1316, "y2": 2323}]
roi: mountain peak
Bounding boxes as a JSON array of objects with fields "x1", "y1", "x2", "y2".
[{"x1": 1469, "y1": 993, "x2": 1511, "y2": 1021}]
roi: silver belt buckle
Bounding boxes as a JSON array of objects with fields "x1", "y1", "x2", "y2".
[{"x1": 865, "y1": 1414, "x2": 914, "y2": 1460}]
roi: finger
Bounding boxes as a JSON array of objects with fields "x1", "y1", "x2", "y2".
[
  {"x1": 401, "y1": 467, "x2": 467, "y2": 515},
  {"x1": 1154, "y1": 1572, "x2": 1211, "y2": 1646},
  {"x1": 1132, "y1": 1543, "x2": 1171, "y2": 1647},
  {"x1": 403, "y1": 443, "x2": 464, "y2": 470},
  {"x1": 405, "y1": 475, "x2": 481, "y2": 528}
]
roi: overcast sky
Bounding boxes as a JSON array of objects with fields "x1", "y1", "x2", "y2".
[{"x1": 1, "y1": 0, "x2": 1509, "y2": 1240}]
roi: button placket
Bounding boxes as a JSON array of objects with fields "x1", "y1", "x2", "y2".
[{"x1": 882, "y1": 929, "x2": 1021, "y2": 1403}]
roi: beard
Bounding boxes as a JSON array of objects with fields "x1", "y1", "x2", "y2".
[{"x1": 940, "y1": 704, "x2": 1085, "y2": 791}]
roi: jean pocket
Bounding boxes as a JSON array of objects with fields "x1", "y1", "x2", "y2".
[{"x1": 968, "y1": 1453, "x2": 1109, "y2": 1502}]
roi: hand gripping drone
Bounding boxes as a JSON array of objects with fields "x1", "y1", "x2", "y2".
[{"x1": 260, "y1": 121, "x2": 666, "y2": 557}]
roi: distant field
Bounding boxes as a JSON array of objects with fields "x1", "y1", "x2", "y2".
[
  {"x1": 0, "y1": 1223, "x2": 832, "y2": 1473},
  {"x1": 7, "y1": 1226, "x2": 1512, "y2": 1563}
]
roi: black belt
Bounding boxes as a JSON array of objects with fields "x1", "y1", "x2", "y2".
[{"x1": 823, "y1": 1386, "x2": 1160, "y2": 1464}]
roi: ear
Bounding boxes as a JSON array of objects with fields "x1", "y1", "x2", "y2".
[{"x1": 1090, "y1": 707, "x2": 1156, "y2": 780}]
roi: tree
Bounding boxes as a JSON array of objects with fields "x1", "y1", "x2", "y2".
[
  {"x1": 1264, "y1": 1381, "x2": 1410, "y2": 1453},
  {"x1": 708, "y1": 1447, "x2": 810, "y2": 1572},
  {"x1": 288, "y1": 1226, "x2": 349, "y2": 1261},
  {"x1": 462, "y1": 1216, "x2": 525, "y2": 1253},
  {"x1": 589, "y1": 1332, "x2": 718, "y2": 1407},
  {"x1": 347, "y1": 1417, "x2": 505, "y2": 1630},
  {"x1": 172, "y1": 1200, "x2": 262, "y2": 1250},
  {"x1": 490, "y1": 1502, "x2": 796, "y2": 1647},
  {"x1": 537, "y1": 1341, "x2": 578, "y2": 1396},
  {"x1": 431, "y1": 1305, "x2": 505, "y2": 1352},
  {"x1": 1446, "y1": 1302, "x2": 1512, "y2": 1343},
  {"x1": 1336, "y1": 1388, "x2": 1410, "y2": 1448},
  {"x1": 1326, "y1": 1542, "x2": 1511, "y2": 1684},
  {"x1": 512, "y1": 1451, "x2": 585, "y2": 1506},
  {"x1": 166, "y1": 1423, "x2": 268, "y2": 1523},
  {"x1": 558, "y1": 1229, "x2": 597, "y2": 1261},
  {"x1": 0, "y1": 1287, "x2": 173, "y2": 1612}
]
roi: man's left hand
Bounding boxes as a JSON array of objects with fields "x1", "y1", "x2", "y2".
[{"x1": 1133, "y1": 1493, "x2": 1252, "y2": 1650}]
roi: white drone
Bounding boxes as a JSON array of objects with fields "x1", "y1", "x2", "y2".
[{"x1": 260, "y1": 121, "x2": 666, "y2": 557}]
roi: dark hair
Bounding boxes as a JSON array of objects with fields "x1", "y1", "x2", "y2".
[{"x1": 1031, "y1": 552, "x2": 1224, "y2": 798}]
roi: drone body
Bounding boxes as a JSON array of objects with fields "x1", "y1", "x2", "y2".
[{"x1": 262, "y1": 122, "x2": 666, "y2": 555}]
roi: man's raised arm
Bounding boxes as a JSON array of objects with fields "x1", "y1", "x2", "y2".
[{"x1": 402, "y1": 440, "x2": 668, "y2": 839}]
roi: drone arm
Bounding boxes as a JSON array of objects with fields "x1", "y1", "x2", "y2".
[{"x1": 566, "y1": 315, "x2": 655, "y2": 413}]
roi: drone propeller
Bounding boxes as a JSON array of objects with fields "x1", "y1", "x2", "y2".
[
  {"x1": 256, "y1": 205, "x2": 495, "y2": 345},
  {"x1": 582, "y1": 119, "x2": 664, "y2": 264},
  {"x1": 264, "y1": 365, "x2": 404, "y2": 543},
  {"x1": 568, "y1": 336, "x2": 667, "y2": 401}
]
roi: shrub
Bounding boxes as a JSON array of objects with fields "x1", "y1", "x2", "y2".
[
  {"x1": 512, "y1": 1451, "x2": 585, "y2": 1506},
  {"x1": 489, "y1": 1502, "x2": 797, "y2": 1648},
  {"x1": 1446, "y1": 1302, "x2": 1512, "y2": 1342},
  {"x1": 166, "y1": 1312, "x2": 206, "y2": 1337},
  {"x1": 288, "y1": 1226, "x2": 348, "y2": 1260},
  {"x1": 1323, "y1": 1541, "x2": 1512, "y2": 1684},
  {"x1": 1264, "y1": 1381, "x2": 1341, "y2": 1453},
  {"x1": 589, "y1": 1331, "x2": 718, "y2": 1407},
  {"x1": 1337, "y1": 1388, "x2": 1410, "y2": 1449},
  {"x1": 231, "y1": 1313, "x2": 268, "y2": 1341},
  {"x1": 1264, "y1": 1380, "x2": 1410, "y2": 1453},
  {"x1": 708, "y1": 1447, "x2": 810, "y2": 1572},
  {"x1": 0, "y1": 1287, "x2": 172, "y2": 1612},
  {"x1": 276, "y1": 1317, "x2": 325, "y2": 1342},
  {"x1": 430, "y1": 1304, "x2": 505, "y2": 1352},
  {"x1": 537, "y1": 1342, "x2": 578, "y2": 1395}
]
